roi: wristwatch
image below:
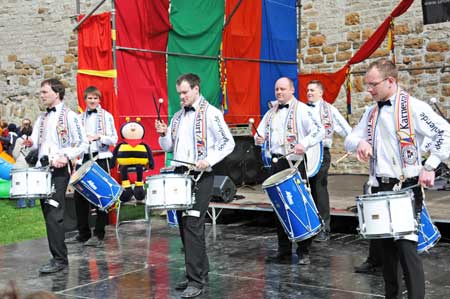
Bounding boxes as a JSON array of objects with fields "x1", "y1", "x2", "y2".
[{"x1": 423, "y1": 164, "x2": 435, "y2": 172}]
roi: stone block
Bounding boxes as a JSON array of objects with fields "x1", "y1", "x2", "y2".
[
  {"x1": 394, "y1": 24, "x2": 409, "y2": 35},
  {"x1": 404, "y1": 38, "x2": 423, "y2": 49},
  {"x1": 426, "y1": 42, "x2": 449, "y2": 52},
  {"x1": 345, "y1": 13, "x2": 360, "y2": 25},
  {"x1": 322, "y1": 45, "x2": 336, "y2": 54},
  {"x1": 309, "y1": 35, "x2": 325, "y2": 47},
  {"x1": 346, "y1": 31, "x2": 360, "y2": 42},
  {"x1": 304, "y1": 55, "x2": 323, "y2": 64},
  {"x1": 425, "y1": 53, "x2": 444, "y2": 63},
  {"x1": 7, "y1": 55, "x2": 17, "y2": 62},
  {"x1": 336, "y1": 51, "x2": 352, "y2": 61},
  {"x1": 338, "y1": 42, "x2": 351, "y2": 51}
]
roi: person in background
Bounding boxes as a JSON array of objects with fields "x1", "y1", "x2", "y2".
[
  {"x1": 66, "y1": 86, "x2": 118, "y2": 247},
  {"x1": 11, "y1": 128, "x2": 35, "y2": 208},
  {"x1": 155, "y1": 73, "x2": 235, "y2": 298},
  {"x1": 305, "y1": 80, "x2": 352, "y2": 241},
  {"x1": 344, "y1": 58, "x2": 450, "y2": 298},
  {"x1": 19, "y1": 118, "x2": 33, "y2": 137}
]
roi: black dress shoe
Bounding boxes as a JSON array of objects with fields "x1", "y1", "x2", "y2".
[
  {"x1": 265, "y1": 253, "x2": 291, "y2": 263},
  {"x1": 175, "y1": 279, "x2": 189, "y2": 290},
  {"x1": 66, "y1": 235, "x2": 89, "y2": 244},
  {"x1": 39, "y1": 261, "x2": 67, "y2": 274},
  {"x1": 181, "y1": 286, "x2": 202, "y2": 298},
  {"x1": 354, "y1": 261, "x2": 380, "y2": 274},
  {"x1": 314, "y1": 230, "x2": 330, "y2": 242}
]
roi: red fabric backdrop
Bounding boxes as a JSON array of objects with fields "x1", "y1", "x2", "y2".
[
  {"x1": 115, "y1": 0, "x2": 170, "y2": 174},
  {"x1": 76, "y1": 12, "x2": 118, "y2": 119},
  {"x1": 222, "y1": 0, "x2": 262, "y2": 125}
]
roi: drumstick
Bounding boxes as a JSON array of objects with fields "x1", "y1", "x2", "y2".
[
  {"x1": 249, "y1": 118, "x2": 261, "y2": 137},
  {"x1": 331, "y1": 152, "x2": 351, "y2": 168},
  {"x1": 152, "y1": 95, "x2": 161, "y2": 121},
  {"x1": 158, "y1": 98, "x2": 164, "y2": 121},
  {"x1": 272, "y1": 152, "x2": 295, "y2": 163},
  {"x1": 170, "y1": 158, "x2": 196, "y2": 167}
]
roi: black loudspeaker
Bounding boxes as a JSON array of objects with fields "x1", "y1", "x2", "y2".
[
  {"x1": 213, "y1": 136, "x2": 270, "y2": 186},
  {"x1": 211, "y1": 175, "x2": 237, "y2": 203}
]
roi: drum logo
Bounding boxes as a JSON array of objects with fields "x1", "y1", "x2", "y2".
[
  {"x1": 401, "y1": 145, "x2": 418, "y2": 165},
  {"x1": 285, "y1": 191, "x2": 294, "y2": 205},
  {"x1": 87, "y1": 180, "x2": 97, "y2": 190}
]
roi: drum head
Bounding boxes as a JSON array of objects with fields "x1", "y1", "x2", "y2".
[
  {"x1": 305, "y1": 142, "x2": 323, "y2": 177},
  {"x1": 70, "y1": 160, "x2": 95, "y2": 183},
  {"x1": 262, "y1": 168, "x2": 298, "y2": 188}
]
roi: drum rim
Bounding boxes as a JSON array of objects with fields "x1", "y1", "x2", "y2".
[
  {"x1": 356, "y1": 190, "x2": 413, "y2": 200},
  {"x1": 70, "y1": 160, "x2": 96, "y2": 184},
  {"x1": 10, "y1": 167, "x2": 50, "y2": 174},
  {"x1": 146, "y1": 173, "x2": 193, "y2": 180},
  {"x1": 145, "y1": 204, "x2": 194, "y2": 210},
  {"x1": 262, "y1": 168, "x2": 299, "y2": 188}
]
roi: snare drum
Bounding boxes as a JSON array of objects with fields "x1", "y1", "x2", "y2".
[
  {"x1": 10, "y1": 168, "x2": 53, "y2": 199},
  {"x1": 356, "y1": 190, "x2": 417, "y2": 239},
  {"x1": 262, "y1": 168, "x2": 322, "y2": 241},
  {"x1": 70, "y1": 160, "x2": 122, "y2": 211},
  {"x1": 417, "y1": 203, "x2": 441, "y2": 253},
  {"x1": 146, "y1": 174, "x2": 194, "y2": 210},
  {"x1": 0, "y1": 157, "x2": 13, "y2": 180}
]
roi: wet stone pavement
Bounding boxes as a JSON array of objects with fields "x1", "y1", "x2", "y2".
[{"x1": 0, "y1": 217, "x2": 450, "y2": 298}]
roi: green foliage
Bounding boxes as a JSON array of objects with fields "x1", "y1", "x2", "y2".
[{"x1": 0, "y1": 199, "x2": 46, "y2": 246}]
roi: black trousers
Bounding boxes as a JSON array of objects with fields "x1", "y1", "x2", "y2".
[
  {"x1": 73, "y1": 156, "x2": 110, "y2": 241},
  {"x1": 40, "y1": 167, "x2": 70, "y2": 265},
  {"x1": 309, "y1": 147, "x2": 331, "y2": 232},
  {"x1": 175, "y1": 168, "x2": 214, "y2": 289},
  {"x1": 375, "y1": 178, "x2": 425, "y2": 299}
]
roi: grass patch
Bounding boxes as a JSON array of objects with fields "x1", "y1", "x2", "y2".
[{"x1": 0, "y1": 199, "x2": 46, "y2": 246}]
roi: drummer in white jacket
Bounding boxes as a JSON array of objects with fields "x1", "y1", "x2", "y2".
[
  {"x1": 255, "y1": 77, "x2": 324, "y2": 265},
  {"x1": 344, "y1": 59, "x2": 450, "y2": 298}
]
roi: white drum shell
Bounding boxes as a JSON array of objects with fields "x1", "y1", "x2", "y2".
[
  {"x1": 356, "y1": 191, "x2": 417, "y2": 239},
  {"x1": 10, "y1": 168, "x2": 52, "y2": 199},
  {"x1": 146, "y1": 174, "x2": 194, "y2": 210}
]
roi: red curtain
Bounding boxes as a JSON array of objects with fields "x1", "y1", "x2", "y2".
[
  {"x1": 298, "y1": 66, "x2": 348, "y2": 104},
  {"x1": 115, "y1": 0, "x2": 170, "y2": 174},
  {"x1": 77, "y1": 12, "x2": 118, "y2": 118},
  {"x1": 222, "y1": 0, "x2": 262, "y2": 125}
]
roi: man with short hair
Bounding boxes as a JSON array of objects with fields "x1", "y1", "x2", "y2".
[
  {"x1": 306, "y1": 80, "x2": 352, "y2": 241},
  {"x1": 24, "y1": 78, "x2": 88, "y2": 274},
  {"x1": 345, "y1": 59, "x2": 450, "y2": 298},
  {"x1": 66, "y1": 86, "x2": 118, "y2": 247},
  {"x1": 155, "y1": 73, "x2": 235, "y2": 298}
]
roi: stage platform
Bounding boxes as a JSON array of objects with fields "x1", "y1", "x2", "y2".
[
  {"x1": 1, "y1": 218, "x2": 450, "y2": 298},
  {"x1": 209, "y1": 174, "x2": 450, "y2": 224}
]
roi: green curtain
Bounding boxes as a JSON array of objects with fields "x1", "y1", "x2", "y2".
[{"x1": 167, "y1": 0, "x2": 224, "y2": 116}]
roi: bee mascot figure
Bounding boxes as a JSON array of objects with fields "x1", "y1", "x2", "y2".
[{"x1": 111, "y1": 117, "x2": 154, "y2": 202}]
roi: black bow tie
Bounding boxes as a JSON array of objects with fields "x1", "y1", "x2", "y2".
[
  {"x1": 377, "y1": 100, "x2": 392, "y2": 109},
  {"x1": 46, "y1": 107, "x2": 56, "y2": 113},
  {"x1": 87, "y1": 109, "x2": 98, "y2": 115},
  {"x1": 277, "y1": 103, "x2": 289, "y2": 110},
  {"x1": 184, "y1": 106, "x2": 195, "y2": 113},
  {"x1": 306, "y1": 102, "x2": 315, "y2": 107}
]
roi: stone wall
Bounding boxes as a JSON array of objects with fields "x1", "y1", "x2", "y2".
[
  {"x1": 0, "y1": 1, "x2": 448, "y2": 174},
  {"x1": 0, "y1": 0, "x2": 111, "y2": 123},
  {"x1": 300, "y1": 1, "x2": 450, "y2": 174}
]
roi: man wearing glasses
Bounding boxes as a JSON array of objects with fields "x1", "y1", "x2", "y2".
[{"x1": 345, "y1": 58, "x2": 450, "y2": 298}]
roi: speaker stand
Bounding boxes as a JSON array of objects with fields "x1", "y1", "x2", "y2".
[
  {"x1": 239, "y1": 183, "x2": 256, "y2": 190},
  {"x1": 240, "y1": 160, "x2": 256, "y2": 190}
]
